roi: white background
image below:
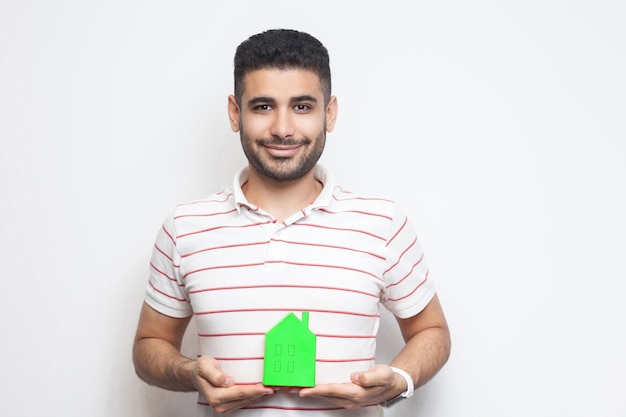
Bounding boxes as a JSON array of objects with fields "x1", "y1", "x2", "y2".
[{"x1": 1, "y1": 1, "x2": 625, "y2": 416}]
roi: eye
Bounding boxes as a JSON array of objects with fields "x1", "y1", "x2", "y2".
[
  {"x1": 294, "y1": 104, "x2": 312, "y2": 112},
  {"x1": 253, "y1": 104, "x2": 272, "y2": 112}
]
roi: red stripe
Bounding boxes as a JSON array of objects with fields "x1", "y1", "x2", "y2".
[
  {"x1": 315, "y1": 333, "x2": 376, "y2": 339},
  {"x1": 208, "y1": 356, "x2": 374, "y2": 363},
  {"x1": 148, "y1": 281, "x2": 187, "y2": 302},
  {"x1": 316, "y1": 357, "x2": 374, "y2": 363},
  {"x1": 149, "y1": 262, "x2": 177, "y2": 282},
  {"x1": 199, "y1": 332, "x2": 375, "y2": 339},
  {"x1": 176, "y1": 190, "x2": 231, "y2": 208},
  {"x1": 154, "y1": 243, "x2": 172, "y2": 262},
  {"x1": 386, "y1": 270, "x2": 429, "y2": 302},
  {"x1": 174, "y1": 208, "x2": 237, "y2": 219},
  {"x1": 387, "y1": 216, "x2": 408, "y2": 247},
  {"x1": 332, "y1": 189, "x2": 392, "y2": 203},
  {"x1": 240, "y1": 402, "x2": 379, "y2": 411},
  {"x1": 234, "y1": 403, "x2": 346, "y2": 411},
  {"x1": 183, "y1": 262, "x2": 265, "y2": 279},
  {"x1": 384, "y1": 238, "x2": 420, "y2": 275},
  {"x1": 243, "y1": 405, "x2": 344, "y2": 411},
  {"x1": 184, "y1": 260, "x2": 383, "y2": 282},
  {"x1": 177, "y1": 220, "x2": 273, "y2": 239},
  {"x1": 265, "y1": 260, "x2": 383, "y2": 282},
  {"x1": 293, "y1": 223, "x2": 385, "y2": 241},
  {"x1": 271, "y1": 238, "x2": 385, "y2": 260},
  {"x1": 162, "y1": 225, "x2": 175, "y2": 244},
  {"x1": 318, "y1": 207, "x2": 392, "y2": 221},
  {"x1": 198, "y1": 332, "x2": 265, "y2": 337},
  {"x1": 189, "y1": 284, "x2": 379, "y2": 298},
  {"x1": 386, "y1": 255, "x2": 424, "y2": 289},
  {"x1": 194, "y1": 307, "x2": 379, "y2": 319},
  {"x1": 213, "y1": 356, "x2": 263, "y2": 361},
  {"x1": 181, "y1": 240, "x2": 267, "y2": 258},
  {"x1": 183, "y1": 237, "x2": 384, "y2": 261}
]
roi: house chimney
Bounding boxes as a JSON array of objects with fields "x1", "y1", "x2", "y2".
[{"x1": 302, "y1": 312, "x2": 309, "y2": 328}]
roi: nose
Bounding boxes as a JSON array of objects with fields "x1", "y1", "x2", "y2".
[{"x1": 269, "y1": 108, "x2": 296, "y2": 139}]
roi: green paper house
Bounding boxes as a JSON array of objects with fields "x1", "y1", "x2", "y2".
[{"x1": 263, "y1": 312, "x2": 316, "y2": 387}]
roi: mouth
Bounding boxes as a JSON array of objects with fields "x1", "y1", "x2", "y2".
[
  {"x1": 259, "y1": 138, "x2": 309, "y2": 158},
  {"x1": 264, "y1": 143, "x2": 304, "y2": 158}
]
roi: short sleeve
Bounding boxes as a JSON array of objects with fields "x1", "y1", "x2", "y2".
[
  {"x1": 144, "y1": 212, "x2": 192, "y2": 318},
  {"x1": 381, "y1": 203, "x2": 436, "y2": 319}
]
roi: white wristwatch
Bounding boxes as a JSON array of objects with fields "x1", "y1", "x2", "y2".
[{"x1": 381, "y1": 366, "x2": 415, "y2": 408}]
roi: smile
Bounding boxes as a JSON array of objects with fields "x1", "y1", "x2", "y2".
[{"x1": 264, "y1": 144, "x2": 303, "y2": 158}]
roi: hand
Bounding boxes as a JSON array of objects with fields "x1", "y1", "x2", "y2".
[
  {"x1": 192, "y1": 356, "x2": 275, "y2": 414},
  {"x1": 298, "y1": 365, "x2": 404, "y2": 409}
]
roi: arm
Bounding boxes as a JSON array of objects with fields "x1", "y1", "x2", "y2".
[
  {"x1": 132, "y1": 302, "x2": 275, "y2": 413},
  {"x1": 132, "y1": 302, "x2": 195, "y2": 390},
  {"x1": 299, "y1": 294, "x2": 450, "y2": 409},
  {"x1": 390, "y1": 293, "x2": 451, "y2": 390}
]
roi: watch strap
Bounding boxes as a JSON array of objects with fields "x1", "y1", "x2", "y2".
[{"x1": 381, "y1": 366, "x2": 414, "y2": 408}]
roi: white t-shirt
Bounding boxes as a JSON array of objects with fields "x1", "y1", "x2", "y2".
[{"x1": 145, "y1": 165, "x2": 436, "y2": 417}]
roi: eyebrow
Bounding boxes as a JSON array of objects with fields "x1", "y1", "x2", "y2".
[
  {"x1": 247, "y1": 96, "x2": 274, "y2": 107},
  {"x1": 291, "y1": 95, "x2": 318, "y2": 104},
  {"x1": 246, "y1": 95, "x2": 318, "y2": 107}
]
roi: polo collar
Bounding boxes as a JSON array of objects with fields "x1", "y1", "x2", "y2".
[{"x1": 233, "y1": 164, "x2": 335, "y2": 214}]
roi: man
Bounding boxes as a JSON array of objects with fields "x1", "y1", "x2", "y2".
[{"x1": 133, "y1": 29, "x2": 450, "y2": 416}]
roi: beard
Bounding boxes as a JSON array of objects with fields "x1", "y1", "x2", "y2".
[{"x1": 239, "y1": 127, "x2": 326, "y2": 182}]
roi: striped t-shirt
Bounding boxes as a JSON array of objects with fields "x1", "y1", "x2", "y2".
[{"x1": 145, "y1": 165, "x2": 435, "y2": 417}]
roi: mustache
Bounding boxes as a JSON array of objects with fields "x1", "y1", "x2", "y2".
[{"x1": 256, "y1": 137, "x2": 311, "y2": 146}]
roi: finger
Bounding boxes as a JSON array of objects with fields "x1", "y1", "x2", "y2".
[
  {"x1": 300, "y1": 390, "x2": 366, "y2": 410},
  {"x1": 300, "y1": 382, "x2": 357, "y2": 398},
  {"x1": 211, "y1": 387, "x2": 276, "y2": 413}
]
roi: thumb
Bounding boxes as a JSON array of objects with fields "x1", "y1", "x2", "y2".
[
  {"x1": 350, "y1": 371, "x2": 366, "y2": 386},
  {"x1": 351, "y1": 365, "x2": 392, "y2": 388},
  {"x1": 197, "y1": 356, "x2": 234, "y2": 387}
]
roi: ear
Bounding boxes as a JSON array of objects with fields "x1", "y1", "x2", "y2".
[
  {"x1": 325, "y1": 96, "x2": 338, "y2": 132},
  {"x1": 227, "y1": 95, "x2": 241, "y2": 132}
]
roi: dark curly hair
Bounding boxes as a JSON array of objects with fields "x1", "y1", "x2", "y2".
[{"x1": 233, "y1": 29, "x2": 332, "y2": 105}]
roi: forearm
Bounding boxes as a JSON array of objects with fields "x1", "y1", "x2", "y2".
[
  {"x1": 391, "y1": 325, "x2": 451, "y2": 389},
  {"x1": 299, "y1": 324, "x2": 450, "y2": 409},
  {"x1": 133, "y1": 337, "x2": 197, "y2": 392}
]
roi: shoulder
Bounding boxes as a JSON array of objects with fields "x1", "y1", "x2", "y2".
[
  {"x1": 327, "y1": 185, "x2": 417, "y2": 243},
  {"x1": 172, "y1": 186, "x2": 236, "y2": 218},
  {"x1": 158, "y1": 187, "x2": 237, "y2": 239},
  {"x1": 329, "y1": 185, "x2": 399, "y2": 218}
]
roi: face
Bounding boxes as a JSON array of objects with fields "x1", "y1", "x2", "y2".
[{"x1": 228, "y1": 68, "x2": 337, "y2": 182}]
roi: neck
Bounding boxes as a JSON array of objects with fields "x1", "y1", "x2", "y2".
[{"x1": 242, "y1": 168, "x2": 322, "y2": 222}]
